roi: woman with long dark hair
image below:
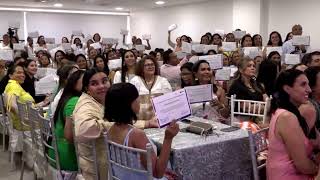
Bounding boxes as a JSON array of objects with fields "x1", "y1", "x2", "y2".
[
  {"x1": 113, "y1": 50, "x2": 137, "y2": 84},
  {"x1": 48, "y1": 70, "x2": 84, "y2": 172},
  {"x1": 267, "y1": 69, "x2": 319, "y2": 179}
]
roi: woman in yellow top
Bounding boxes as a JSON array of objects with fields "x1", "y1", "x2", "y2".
[{"x1": 4, "y1": 64, "x2": 48, "y2": 131}]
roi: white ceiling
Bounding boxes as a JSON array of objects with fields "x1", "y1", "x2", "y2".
[{"x1": 0, "y1": 0, "x2": 211, "y2": 12}]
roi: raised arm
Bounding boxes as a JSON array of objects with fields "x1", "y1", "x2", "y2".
[
  {"x1": 167, "y1": 31, "x2": 176, "y2": 49},
  {"x1": 145, "y1": 39, "x2": 151, "y2": 50}
]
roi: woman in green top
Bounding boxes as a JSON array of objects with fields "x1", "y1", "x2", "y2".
[{"x1": 49, "y1": 70, "x2": 84, "y2": 171}]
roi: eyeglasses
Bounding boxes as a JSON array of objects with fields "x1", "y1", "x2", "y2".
[{"x1": 144, "y1": 63, "x2": 155, "y2": 67}]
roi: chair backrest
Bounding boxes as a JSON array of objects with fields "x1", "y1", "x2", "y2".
[
  {"x1": 230, "y1": 95, "x2": 271, "y2": 125},
  {"x1": 71, "y1": 116, "x2": 100, "y2": 180},
  {"x1": 27, "y1": 103, "x2": 42, "y2": 150},
  {"x1": 0, "y1": 94, "x2": 7, "y2": 126},
  {"x1": 103, "y1": 132, "x2": 153, "y2": 180},
  {"x1": 38, "y1": 113, "x2": 61, "y2": 171},
  {"x1": 248, "y1": 128, "x2": 269, "y2": 180},
  {"x1": 2, "y1": 93, "x2": 15, "y2": 130}
]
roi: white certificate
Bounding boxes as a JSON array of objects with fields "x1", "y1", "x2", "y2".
[
  {"x1": 230, "y1": 66, "x2": 238, "y2": 77},
  {"x1": 189, "y1": 55, "x2": 199, "y2": 63},
  {"x1": 47, "y1": 44, "x2": 58, "y2": 51},
  {"x1": 203, "y1": 45, "x2": 218, "y2": 54},
  {"x1": 34, "y1": 46, "x2": 45, "y2": 52},
  {"x1": 248, "y1": 50, "x2": 261, "y2": 59},
  {"x1": 233, "y1": 31, "x2": 246, "y2": 39},
  {"x1": 191, "y1": 44, "x2": 204, "y2": 53},
  {"x1": 168, "y1": 24, "x2": 178, "y2": 31},
  {"x1": 215, "y1": 67, "x2": 231, "y2": 81},
  {"x1": 185, "y1": 84, "x2": 213, "y2": 104},
  {"x1": 28, "y1": 31, "x2": 39, "y2": 38},
  {"x1": 120, "y1": 29, "x2": 129, "y2": 35},
  {"x1": 36, "y1": 68, "x2": 57, "y2": 79},
  {"x1": 35, "y1": 75, "x2": 58, "y2": 95},
  {"x1": 90, "y1": 42, "x2": 101, "y2": 49},
  {"x1": 292, "y1": 35, "x2": 310, "y2": 46},
  {"x1": 266, "y1": 46, "x2": 283, "y2": 56},
  {"x1": 8, "y1": 21, "x2": 20, "y2": 29},
  {"x1": 0, "y1": 50, "x2": 13, "y2": 61},
  {"x1": 142, "y1": 34, "x2": 151, "y2": 40},
  {"x1": 199, "y1": 54, "x2": 223, "y2": 70},
  {"x1": 152, "y1": 89, "x2": 191, "y2": 127},
  {"x1": 62, "y1": 43, "x2": 72, "y2": 51},
  {"x1": 72, "y1": 30, "x2": 82, "y2": 36},
  {"x1": 244, "y1": 47, "x2": 260, "y2": 57},
  {"x1": 222, "y1": 42, "x2": 237, "y2": 51},
  {"x1": 102, "y1": 38, "x2": 116, "y2": 44},
  {"x1": 135, "y1": 45, "x2": 145, "y2": 51},
  {"x1": 181, "y1": 42, "x2": 192, "y2": 54},
  {"x1": 108, "y1": 59, "x2": 122, "y2": 70},
  {"x1": 45, "y1": 38, "x2": 55, "y2": 44},
  {"x1": 176, "y1": 51, "x2": 187, "y2": 59},
  {"x1": 284, "y1": 54, "x2": 300, "y2": 65},
  {"x1": 13, "y1": 43, "x2": 25, "y2": 50}
]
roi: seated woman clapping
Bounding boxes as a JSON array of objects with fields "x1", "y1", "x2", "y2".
[{"x1": 105, "y1": 83, "x2": 179, "y2": 179}]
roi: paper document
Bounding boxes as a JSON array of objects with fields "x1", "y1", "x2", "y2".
[
  {"x1": 292, "y1": 35, "x2": 310, "y2": 46},
  {"x1": 135, "y1": 45, "x2": 145, "y2": 51},
  {"x1": 8, "y1": 21, "x2": 20, "y2": 29},
  {"x1": 222, "y1": 42, "x2": 237, "y2": 52},
  {"x1": 13, "y1": 43, "x2": 25, "y2": 50},
  {"x1": 284, "y1": 54, "x2": 300, "y2": 65},
  {"x1": 266, "y1": 46, "x2": 283, "y2": 56},
  {"x1": 45, "y1": 38, "x2": 55, "y2": 44},
  {"x1": 28, "y1": 31, "x2": 39, "y2": 38},
  {"x1": 72, "y1": 30, "x2": 83, "y2": 36},
  {"x1": 215, "y1": 67, "x2": 231, "y2": 81},
  {"x1": 181, "y1": 42, "x2": 192, "y2": 54},
  {"x1": 191, "y1": 44, "x2": 204, "y2": 53},
  {"x1": 233, "y1": 31, "x2": 246, "y2": 39},
  {"x1": 0, "y1": 50, "x2": 13, "y2": 61},
  {"x1": 90, "y1": 42, "x2": 101, "y2": 49},
  {"x1": 35, "y1": 75, "x2": 58, "y2": 95},
  {"x1": 185, "y1": 84, "x2": 213, "y2": 104},
  {"x1": 108, "y1": 59, "x2": 122, "y2": 70},
  {"x1": 168, "y1": 24, "x2": 178, "y2": 31},
  {"x1": 199, "y1": 54, "x2": 223, "y2": 70},
  {"x1": 120, "y1": 29, "x2": 129, "y2": 35},
  {"x1": 203, "y1": 45, "x2": 218, "y2": 54},
  {"x1": 152, "y1": 89, "x2": 191, "y2": 127},
  {"x1": 142, "y1": 34, "x2": 151, "y2": 40}
]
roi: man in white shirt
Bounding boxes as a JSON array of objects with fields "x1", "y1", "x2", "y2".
[
  {"x1": 282, "y1": 24, "x2": 308, "y2": 54},
  {"x1": 1, "y1": 34, "x2": 11, "y2": 50}
]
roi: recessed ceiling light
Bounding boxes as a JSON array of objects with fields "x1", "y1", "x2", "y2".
[
  {"x1": 53, "y1": 3, "x2": 63, "y2": 7},
  {"x1": 155, "y1": 1, "x2": 165, "y2": 5},
  {"x1": 40, "y1": 0, "x2": 47, "y2": 2},
  {"x1": 115, "y1": 7, "x2": 123, "y2": 10}
]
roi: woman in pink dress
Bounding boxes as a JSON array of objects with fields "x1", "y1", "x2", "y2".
[{"x1": 267, "y1": 69, "x2": 320, "y2": 180}]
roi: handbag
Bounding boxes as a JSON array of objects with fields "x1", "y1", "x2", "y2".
[{"x1": 186, "y1": 121, "x2": 213, "y2": 136}]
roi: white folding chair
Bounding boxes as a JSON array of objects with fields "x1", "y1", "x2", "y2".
[
  {"x1": 248, "y1": 128, "x2": 269, "y2": 180},
  {"x1": 71, "y1": 116, "x2": 100, "y2": 180},
  {"x1": 103, "y1": 132, "x2": 153, "y2": 180},
  {"x1": 37, "y1": 113, "x2": 62, "y2": 177},
  {"x1": 17, "y1": 100, "x2": 36, "y2": 180},
  {"x1": 0, "y1": 94, "x2": 9, "y2": 152},
  {"x1": 3, "y1": 93, "x2": 23, "y2": 170},
  {"x1": 27, "y1": 103, "x2": 44, "y2": 180},
  {"x1": 230, "y1": 95, "x2": 271, "y2": 125}
]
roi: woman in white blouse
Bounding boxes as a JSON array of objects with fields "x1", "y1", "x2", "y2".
[
  {"x1": 130, "y1": 55, "x2": 172, "y2": 95},
  {"x1": 113, "y1": 50, "x2": 137, "y2": 84}
]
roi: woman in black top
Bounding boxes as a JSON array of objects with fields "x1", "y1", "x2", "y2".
[
  {"x1": 21, "y1": 59, "x2": 47, "y2": 103},
  {"x1": 229, "y1": 57, "x2": 267, "y2": 101}
]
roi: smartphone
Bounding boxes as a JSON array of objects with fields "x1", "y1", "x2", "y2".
[{"x1": 220, "y1": 126, "x2": 240, "y2": 132}]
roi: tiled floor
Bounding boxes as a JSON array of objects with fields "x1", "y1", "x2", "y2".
[{"x1": 0, "y1": 149, "x2": 34, "y2": 180}]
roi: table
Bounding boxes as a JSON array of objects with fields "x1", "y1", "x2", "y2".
[{"x1": 145, "y1": 116, "x2": 252, "y2": 180}]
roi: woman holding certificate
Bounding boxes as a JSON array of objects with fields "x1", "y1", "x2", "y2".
[
  {"x1": 105, "y1": 83, "x2": 179, "y2": 180},
  {"x1": 190, "y1": 60, "x2": 229, "y2": 122},
  {"x1": 130, "y1": 56, "x2": 172, "y2": 121}
]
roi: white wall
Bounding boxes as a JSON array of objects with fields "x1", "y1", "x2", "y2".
[
  {"x1": 26, "y1": 12, "x2": 128, "y2": 44},
  {"x1": 130, "y1": 0, "x2": 234, "y2": 49},
  {"x1": 0, "y1": 11, "x2": 25, "y2": 40},
  {"x1": 268, "y1": 0, "x2": 320, "y2": 48}
]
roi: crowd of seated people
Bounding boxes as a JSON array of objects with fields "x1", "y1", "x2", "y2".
[{"x1": 2, "y1": 23, "x2": 320, "y2": 179}]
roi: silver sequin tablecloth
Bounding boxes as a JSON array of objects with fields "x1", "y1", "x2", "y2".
[{"x1": 145, "y1": 116, "x2": 252, "y2": 180}]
